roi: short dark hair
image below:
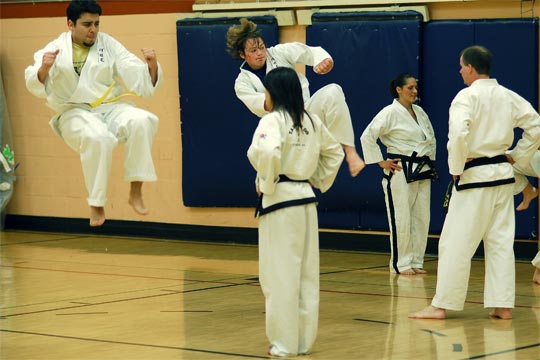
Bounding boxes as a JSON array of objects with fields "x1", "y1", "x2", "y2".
[
  {"x1": 389, "y1": 72, "x2": 415, "y2": 99},
  {"x1": 460, "y1": 45, "x2": 492, "y2": 75},
  {"x1": 66, "y1": 0, "x2": 102, "y2": 24}
]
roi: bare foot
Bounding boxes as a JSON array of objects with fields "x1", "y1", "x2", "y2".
[
  {"x1": 129, "y1": 181, "x2": 149, "y2": 215},
  {"x1": 489, "y1": 308, "x2": 512, "y2": 320},
  {"x1": 90, "y1": 206, "x2": 105, "y2": 227},
  {"x1": 409, "y1": 305, "x2": 446, "y2": 319},
  {"x1": 400, "y1": 269, "x2": 416, "y2": 275},
  {"x1": 533, "y1": 268, "x2": 540, "y2": 285},
  {"x1": 516, "y1": 183, "x2": 538, "y2": 211},
  {"x1": 343, "y1": 145, "x2": 366, "y2": 177},
  {"x1": 413, "y1": 268, "x2": 427, "y2": 274}
]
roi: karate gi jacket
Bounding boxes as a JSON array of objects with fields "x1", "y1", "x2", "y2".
[
  {"x1": 235, "y1": 42, "x2": 331, "y2": 118},
  {"x1": 247, "y1": 111, "x2": 343, "y2": 215},
  {"x1": 25, "y1": 31, "x2": 163, "y2": 134},
  {"x1": 448, "y1": 79, "x2": 540, "y2": 189}
]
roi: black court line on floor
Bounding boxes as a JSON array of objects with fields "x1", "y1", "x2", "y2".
[
  {"x1": 0, "y1": 329, "x2": 268, "y2": 359},
  {"x1": 56, "y1": 312, "x2": 109, "y2": 316},
  {"x1": 465, "y1": 342, "x2": 540, "y2": 359},
  {"x1": 421, "y1": 329, "x2": 447, "y2": 337},
  {"x1": 0, "y1": 235, "x2": 89, "y2": 246},
  {"x1": 353, "y1": 318, "x2": 392, "y2": 325},
  {"x1": 1, "y1": 282, "x2": 257, "y2": 318},
  {"x1": 320, "y1": 258, "x2": 440, "y2": 276},
  {"x1": 160, "y1": 310, "x2": 213, "y2": 313}
]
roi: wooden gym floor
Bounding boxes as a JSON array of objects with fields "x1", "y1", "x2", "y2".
[{"x1": 1, "y1": 230, "x2": 539, "y2": 360}]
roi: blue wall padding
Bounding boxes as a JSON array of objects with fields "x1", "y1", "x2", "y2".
[
  {"x1": 177, "y1": 16, "x2": 538, "y2": 239},
  {"x1": 306, "y1": 11, "x2": 424, "y2": 230},
  {"x1": 422, "y1": 18, "x2": 538, "y2": 238},
  {"x1": 177, "y1": 16, "x2": 278, "y2": 207}
]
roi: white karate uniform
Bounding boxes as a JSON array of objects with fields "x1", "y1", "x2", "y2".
[
  {"x1": 512, "y1": 150, "x2": 540, "y2": 194},
  {"x1": 512, "y1": 150, "x2": 540, "y2": 272},
  {"x1": 235, "y1": 42, "x2": 355, "y2": 147},
  {"x1": 432, "y1": 79, "x2": 540, "y2": 311},
  {"x1": 247, "y1": 110, "x2": 343, "y2": 357},
  {"x1": 532, "y1": 251, "x2": 540, "y2": 270},
  {"x1": 360, "y1": 99, "x2": 436, "y2": 273},
  {"x1": 25, "y1": 32, "x2": 163, "y2": 206}
]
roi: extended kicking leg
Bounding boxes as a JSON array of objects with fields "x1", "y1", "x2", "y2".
[
  {"x1": 516, "y1": 183, "x2": 538, "y2": 211},
  {"x1": 343, "y1": 145, "x2": 366, "y2": 177}
]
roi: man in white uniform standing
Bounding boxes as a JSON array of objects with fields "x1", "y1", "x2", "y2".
[
  {"x1": 25, "y1": 0, "x2": 162, "y2": 227},
  {"x1": 409, "y1": 45, "x2": 540, "y2": 320}
]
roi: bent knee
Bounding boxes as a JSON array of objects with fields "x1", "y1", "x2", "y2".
[{"x1": 321, "y1": 83, "x2": 345, "y2": 98}]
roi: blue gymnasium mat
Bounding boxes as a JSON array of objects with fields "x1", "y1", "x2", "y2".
[{"x1": 177, "y1": 14, "x2": 538, "y2": 239}]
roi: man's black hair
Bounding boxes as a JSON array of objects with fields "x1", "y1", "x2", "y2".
[{"x1": 66, "y1": 0, "x2": 102, "y2": 24}]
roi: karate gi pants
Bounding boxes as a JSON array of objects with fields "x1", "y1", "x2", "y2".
[
  {"x1": 532, "y1": 252, "x2": 540, "y2": 269},
  {"x1": 432, "y1": 184, "x2": 515, "y2": 311},
  {"x1": 258, "y1": 204, "x2": 319, "y2": 357},
  {"x1": 512, "y1": 150, "x2": 539, "y2": 194},
  {"x1": 57, "y1": 103, "x2": 158, "y2": 207},
  {"x1": 306, "y1": 84, "x2": 354, "y2": 147},
  {"x1": 382, "y1": 170, "x2": 430, "y2": 273}
]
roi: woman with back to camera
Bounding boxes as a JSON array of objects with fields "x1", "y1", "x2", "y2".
[
  {"x1": 247, "y1": 67, "x2": 343, "y2": 357},
  {"x1": 360, "y1": 73, "x2": 437, "y2": 275}
]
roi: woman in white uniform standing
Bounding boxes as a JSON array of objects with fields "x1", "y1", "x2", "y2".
[
  {"x1": 360, "y1": 73, "x2": 437, "y2": 275},
  {"x1": 247, "y1": 67, "x2": 343, "y2": 357},
  {"x1": 227, "y1": 18, "x2": 365, "y2": 177}
]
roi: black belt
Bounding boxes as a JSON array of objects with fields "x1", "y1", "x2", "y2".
[
  {"x1": 278, "y1": 175, "x2": 309, "y2": 183},
  {"x1": 463, "y1": 154, "x2": 508, "y2": 170},
  {"x1": 455, "y1": 155, "x2": 514, "y2": 191},
  {"x1": 254, "y1": 175, "x2": 311, "y2": 217},
  {"x1": 387, "y1": 151, "x2": 438, "y2": 183}
]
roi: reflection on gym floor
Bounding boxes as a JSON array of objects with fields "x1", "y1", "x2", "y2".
[{"x1": 1, "y1": 230, "x2": 539, "y2": 359}]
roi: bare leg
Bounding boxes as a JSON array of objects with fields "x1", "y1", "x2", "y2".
[
  {"x1": 516, "y1": 183, "x2": 538, "y2": 211},
  {"x1": 408, "y1": 305, "x2": 446, "y2": 319},
  {"x1": 343, "y1": 145, "x2": 366, "y2": 177},
  {"x1": 128, "y1": 181, "x2": 149, "y2": 215},
  {"x1": 533, "y1": 268, "x2": 540, "y2": 285},
  {"x1": 489, "y1": 308, "x2": 512, "y2": 320},
  {"x1": 90, "y1": 206, "x2": 106, "y2": 227}
]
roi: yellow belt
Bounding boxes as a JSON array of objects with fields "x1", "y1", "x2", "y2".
[{"x1": 89, "y1": 80, "x2": 137, "y2": 108}]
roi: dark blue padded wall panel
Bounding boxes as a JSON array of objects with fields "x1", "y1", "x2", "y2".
[
  {"x1": 177, "y1": 15, "x2": 538, "y2": 239},
  {"x1": 306, "y1": 12, "x2": 423, "y2": 230},
  {"x1": 423, "y1": 19, "x2": 538, "y2": 239},
  {"x1": 177, "y1": 17, "x2": 278, "y2": 207},
  {"x1": 421, "y1": 21, "x2": 475, "y2": 235}
]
